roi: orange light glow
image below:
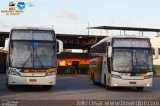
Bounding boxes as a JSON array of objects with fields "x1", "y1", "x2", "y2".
[{"x1": 57, "y1": 58, "x2": 89, "y2": 66}]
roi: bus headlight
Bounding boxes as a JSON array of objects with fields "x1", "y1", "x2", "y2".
[
  {"x1": 46, "y1": 72, "x2": 56, "y2": 76},
  {"x1": 144, "y1": 75, "x2": 153, "y2": 79},
  {"x1": 111, "y1": 74, "x2": 122, "y2": 79},
  {"x1": 9, "y1": 70, "x2": 20, "y2": 76},
  {"x1": 8, "y1": 67, "x2": 20, "y2": 76}
]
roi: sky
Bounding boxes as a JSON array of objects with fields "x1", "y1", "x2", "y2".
[{"x1": 0, "y1": 0, "x2": 160, "y2": 36}]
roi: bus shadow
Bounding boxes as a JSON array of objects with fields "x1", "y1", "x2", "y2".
[
  {"x1": 6, "y1": 85, "x2": 49, "y2": 92},
  {"x1": 5, "y1": 76, "x2": 96, "y2": 92},
  {"x1": 94, "y1": 82, "x2": 146, "y2": 92},
  {"x1": 1, "y1": 74, "x2": 148, "y2": 93}
]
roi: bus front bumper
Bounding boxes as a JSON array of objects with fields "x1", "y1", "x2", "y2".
[
  {"x1": 110, "y1": 78, "x2": 152, "y2": 87},
  {"x1": 7, "y1": 74, "x2": 56, "y2": 85}
]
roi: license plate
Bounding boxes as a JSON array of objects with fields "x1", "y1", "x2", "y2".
[
  {"x1": 29, "y1": 79, "x2": 37, "y2": 82},
  {"x1": 129, "y1": 82, "x2": 136, "y2": 84}
]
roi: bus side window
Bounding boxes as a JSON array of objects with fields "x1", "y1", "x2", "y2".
[
  {"x1": 102, "y1": 42, "x2": 107, "y2": 53},
  {"x1": 106, "y1": 42, "x2": 111, "y2": 73},
  {"x1": 97, "y1": 42, "x2": 107, "y2": 53},
  {"x1": 107, "y1": 58, "x2": 111, "y2": 73},
  {"x1": 106, "y1": 42, "x2": 109, "y2": 53},
  {"x1": 106, "y1": 42, "x2": 110, "y2": 47}
]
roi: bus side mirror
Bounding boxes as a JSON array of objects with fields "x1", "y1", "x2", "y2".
[
  {"x1": 1, "y1": 38, "x2": 9, "y2": 53},
  {"x1": 108, "y1": 46, "x2": 112, "y2": 58},
  {"x1": 57, "y1": 39, "x2": 63, "y2": 54}
]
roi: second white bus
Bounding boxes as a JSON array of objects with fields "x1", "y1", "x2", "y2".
[{"x1": 90, "y1": 36, "x2": 153, "y2": 91}]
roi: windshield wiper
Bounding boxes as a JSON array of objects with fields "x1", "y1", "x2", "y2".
[
  {"x1": 21, "y1": 53, "x2": 32, "y2": 69},
  {"x1": 36, "y1": 55, "x2": 46, "y2": 69},
  {"x1": 35, "y1": 49, "x2": 46, "y2": 69}
]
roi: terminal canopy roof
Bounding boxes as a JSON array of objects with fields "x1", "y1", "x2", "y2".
[
  {"x1": 88, "y1": 26, "x2": 160, "y2": 32},
  {"x1": 0, "y1": 32, "x2": 106, "y2": 50}
]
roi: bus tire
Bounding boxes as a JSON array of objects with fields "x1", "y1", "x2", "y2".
[
  {"x1": 136, "y1": 87, "x2": 144, "y2": 91},
  {"x1": 104, "y1": 75, "x2": 112, "y2": 90},
  {"x1": 104, "y1": 74, "x2": 107, "y2": 86},
  {"x1": 7, "y1": 84, "x2": 14, "y2": 90},
  {"x1": 6, "y1": 78, "x2": 14, "y2": 90},
  {"x1": 42, "y1": 85, "x2": 52, "y2": 90},
  {"x1": 92, "y1": 73, "x2": 96, "y2": 85},
  {"x1": 106, "y1": 85, "x2": 112, "y2": 90}
]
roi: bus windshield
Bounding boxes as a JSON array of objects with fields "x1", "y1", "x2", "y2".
[
  {"x1": 113, "y1": 49, "x2": 132, "y2": 72},
  {"x1": 113, "y1": 49, "x2": 152, "y2": 72},
  {"x1": 133, "y1": 49, "x2": 152, "y2": 72},
  {"x1": 10, "y1": 41, "x2": 56, "y2": 68}
]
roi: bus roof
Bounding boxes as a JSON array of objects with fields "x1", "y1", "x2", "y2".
[
  {"x1": 11, "y1": 27, "x2": 54, "y2": 31},
  {"x1": 91, "y1": 35, "x2": 150, "y2": 48}
]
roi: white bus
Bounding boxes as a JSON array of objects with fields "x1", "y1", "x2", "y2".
[
  {"x1": 89, "y1": 36, "x2": 153, "y2": 91},
  {"x1": 6, "y1": 27, "x2": 63, "y2": 90}
]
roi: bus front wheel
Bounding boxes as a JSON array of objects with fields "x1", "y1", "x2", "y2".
[
  {"x1": 7, "y1": 84, "x2": 14, "y2": 90},
  {"x1": 106, "y1": 85, "x2": 112, "y2": 90},
  {"x1": 6, "y1": 78, "x2": 14, "y2": 90},
  {"x1": 92, "y1": 73, "x2": 95, "y2": 85},
  {"x1": 42, "y1": 85, "x2": 52, "y2": 90},
  {"x1": 136, "y1": 87, "x2": 144, "y2": 91},
  {"x1": 104, "y1": 75, "x2": 112, "y2": 90}
]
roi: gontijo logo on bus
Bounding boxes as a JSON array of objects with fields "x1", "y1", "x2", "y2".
[{"x1": 22, "y1": 68, "x2": 57, "y2": 74}]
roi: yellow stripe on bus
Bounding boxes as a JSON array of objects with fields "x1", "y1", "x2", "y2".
[{"x1": 23, "y1": 68, "x2": 56, "y2": 73}]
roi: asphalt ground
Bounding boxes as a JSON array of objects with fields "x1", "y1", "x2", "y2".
[{"x1": 0, "y1": 74, "x2": 160, "y2": 106}]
